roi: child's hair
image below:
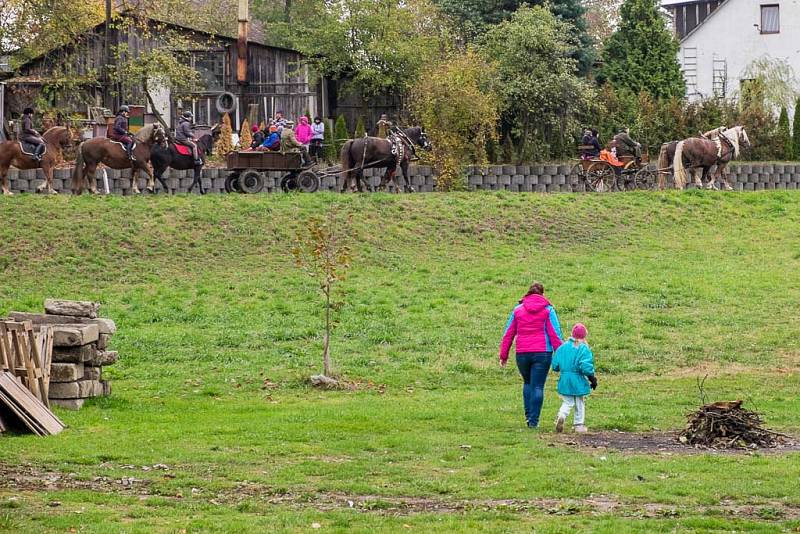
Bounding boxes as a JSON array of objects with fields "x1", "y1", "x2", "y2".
[{"x1": 524, "y1": 282, "x2": 544, "y2": 296}]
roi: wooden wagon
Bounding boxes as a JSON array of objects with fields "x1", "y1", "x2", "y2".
[
  {"x1": 568, "y1": 145, "x2": 657, "y2": 192},
  {"x1": 225, "y1": 151, "x2": 320, "y2": 194}
]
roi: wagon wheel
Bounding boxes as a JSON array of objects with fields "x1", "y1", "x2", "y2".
[
  {"x1": 634, "y1": 168, "x2": 658, "y2": 190},
  {"x1": 239, "y1": 169, "x2": 264, "y2": 194},
  {"x1": 568, "y1": 162, "x2": 589, "y2": 192},
  {"x1": 224, "y1": 172, "x2": 239, "y2": 194},
  {"x1": 280, "y1": 172, "x2": 299, "y2": 192},
  {"x1": 297, "y1": 170, "x2": 320, "y2": 193},
  {"x1": 586, "y1": 162, "x2": 617, "y2": 192},
  {"x1": 616, "y1": 161, "x2": 639, "y2": 191}
]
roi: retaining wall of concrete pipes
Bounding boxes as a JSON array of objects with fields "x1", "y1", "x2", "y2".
[{"x1": 5, "y1": 162, "x2": 800, "y2": 194}]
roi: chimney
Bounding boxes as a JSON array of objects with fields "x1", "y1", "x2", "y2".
[{"x1": 237, "y1": 0, "x2": 249, "y2": 85}]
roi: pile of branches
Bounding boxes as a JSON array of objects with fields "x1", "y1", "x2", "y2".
[{"x1": 680, "y1": 400, "x2": 788, "y2": 449}]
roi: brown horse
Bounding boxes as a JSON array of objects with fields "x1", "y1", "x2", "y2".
[
  {"x1": 72, "y1": 123, "x2": 166, "y2": 195},
  {"x1": 0, "y1": 126, "x2": 78, "y2": 195},
  {"x1": 673, "y1": 126, "x2": 750, "y2": 190}
]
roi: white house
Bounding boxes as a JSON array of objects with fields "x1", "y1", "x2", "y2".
[{"x1": 662, "y1": 0, "x2": 800, "y2": 102}]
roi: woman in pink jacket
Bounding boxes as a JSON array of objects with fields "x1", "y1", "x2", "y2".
[
  {"x1": 499, "y1": 282, "x2": 563, "y2": 428},
  {"x1": 295, "y1": 116, "x2": 313, "y2": 148}
]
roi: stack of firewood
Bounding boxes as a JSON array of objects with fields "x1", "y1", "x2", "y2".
[
  {"x1": 7, "y1": 299, "x2": 118, "y2": 410},
  {"x1": 680, "y1": 400, "x2": 786, "y2": 449}
]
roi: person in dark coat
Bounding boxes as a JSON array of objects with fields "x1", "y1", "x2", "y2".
[
  {"x1": 251, "y1": 125, "x2": 265, "y2": 149},
  {"x1": 176, "y1": 111, "x2": 201, "y2": 165},
  {"x1": 613, "y1": 127, "x2": 641, "y2": 159},
  {"x1": 20, "y1": 107, "x2": 46, "y2": 161},
  {"x1": 108, "y1": 105, "x2": 135, "y2": 161}
]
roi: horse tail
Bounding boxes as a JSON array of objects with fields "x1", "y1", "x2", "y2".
[
  {"x1": 72, "y1": 144, "x2": 85, "y2": 194},
  {"x1": 657, "y1": 143, "x2": 670, "y2": 190},
  {"x1": 340, "y1": 140, "x2": 354, "y2": 191},
  {"x1": 673, "y1": 141, "x2": 687, "y2": 190}
]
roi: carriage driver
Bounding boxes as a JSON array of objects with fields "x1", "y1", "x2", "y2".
[
  {"x1": 176, "y1": 111, "x2": 202, "y2": 166},
  {"x1": 613, "y1": 127, "x2": 642, "y2": 160},
  {"x1": 20, "y1": 107, "x2": 46, "y2": 161},
  {"x1": 280, "y1": 120, "x2": 311, "y2": 167},
  {"x1": 108, "y1": 105, "x2": 136, "y2": 162}
]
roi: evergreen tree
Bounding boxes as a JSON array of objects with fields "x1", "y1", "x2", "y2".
[
  {"x1": 334, "y1": 115, "x2": 350, "y2": 155},
  {"x1": 214, "y1": 113, "x2": 234, "y2": 158},
  {"x1": 793, "y1": 98, "x2": 800, "y2": 159},
  {"x1": 778, "y1": 106, "x2": 792, "y2": 160},
  {"x1": 354, "y1": 117, "x2": 366, "y2": 138},
  {"x1": 323, "y1": 118, "x2": 337, "y2": 163},
  {"x1": 599, "y1": 0, "x2": 684, "y2": 99},
  {"x1": 238, "y1": 119, "x2": 253, "y2": 150}
]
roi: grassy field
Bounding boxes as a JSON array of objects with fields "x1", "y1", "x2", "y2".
[{"x1": 0, "y1": 191, "x2": 799, "y2": 533}]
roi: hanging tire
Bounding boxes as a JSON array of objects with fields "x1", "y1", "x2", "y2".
[
  {"x1": 280, "y1": 172, "x2": 299, "y2": 192},
  {"x1": 215, "y1": 92, "x2": 237, "y2": 114},
  {"x1": 224, "y1": 172, "x2": 239, "y2": 194},
  {"x1": 239, "y1": 169, "x2": 264, "y2": 194},
  {"x1": 297, "y1": 170, "x2": 320, "y2": 193}
]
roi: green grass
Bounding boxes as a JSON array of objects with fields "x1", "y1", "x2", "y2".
[{"x1": 1, "y1": 191, "x2": 799, "y2": 532}]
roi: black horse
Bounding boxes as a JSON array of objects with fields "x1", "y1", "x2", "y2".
[
  {"x1": 340, "y1": 127, "x2": 431, "y2": 193},
  {"x1": 151, "y1": 126, "x2": 220, "y2": 194}
]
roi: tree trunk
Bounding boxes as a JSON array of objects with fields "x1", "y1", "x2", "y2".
[
  {"x1": 323, "y1": 286, "x2": 332, "y2": 377},
  {"x1": 143, "y1": 80, "x2": 174, "y2": 141}
]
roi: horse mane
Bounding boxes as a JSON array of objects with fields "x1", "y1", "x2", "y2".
[
  {"x1": 720, "y1": 126, "x2": 741, "y2": 158},
  {"x1": 135, "y1": 123, "x2": 158, "y2": 142}
]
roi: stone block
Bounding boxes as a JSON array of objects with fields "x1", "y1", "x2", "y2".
[
  {"x1": 88, "y1": 350, "x2": 118, "y2": 367},
  {"x1": 489, "y1": 166, "x2": 502, "y2": 176},
  {"x1": 544, "y1": 165, "x2": 558, "y2": 175},
  {"x1": 8, "y1": 169, "x2": 19, "y2": 181},
  {"x1": 52, "y1": 344, "x2": 95, "y2": 363},
  {"x1": 180, "y1": 178, "x2": 194, "y2": 188},
  {"x1": 8, "y1": 311, "x2": 116, "y2": 334},
  {"x1": 51, "y1": 179, "x2": 64, "y2": 191},
  {"x1": 502, "y1": 165, "x2": 516, "y2": 175},
  {"x1": 97, "y1": 333, "x2": 111, "y2": 350},
  {"x1": 512, "y1": 174, "x2": 525, "y2": 185},
  {"x1": 20, "y1": 169, "x2": 36, "y2": 180},
  {"x1": 54, "y1": 168, "x2": 71, "y2": 180},
  {"x1": 48, "y1": 379, "x2": 103, "y2": 399},
  {"x1": 45, "y1": 299, "x2": 99, "y2": 318},
  {"x1": 51, "y1": 398, "x2": 85, "y2": 410},
  {"x1": 535, "y1": 184, "x2": 546, "y2": 193},
  {"x1": 516, "y1": 165, "x2": 530, "y2": 175},
  {"x1": 52, "y1": 324, "x2": 99, "y2": 347},
  {"x1": 50, "y1": 363, "x2": 85, "y2": 382},
  {"x1": 484, "y1": 174, "x2": 497, "y2": 185},
  {"x1": 540, "y1": 175, "x2": 552, "y2": 185},
  {"x1": 554, "y1": 174, "x2": 566, "y2": 185},
  {"x1": 83, "y1": 366, "x2": 102, "y2": 381},
  {"x1": 557, "y1": 165, "x2": 571, "y2": 175},
  {"x1": 524, "y1": 175, "x2": 538, "y2": 186},
  {"x1": 468, "y1": 175, "x2": 483, "y2": 185},
  {"x1": 118, "y1": 178, "x2": 132, "y2": 189},
  {"x1": 498, "y1": 175, "x2": 512, "y2": 185}
]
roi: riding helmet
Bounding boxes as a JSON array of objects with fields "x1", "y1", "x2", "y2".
[
  {"x1": 118, "y1": 105, "x2": 130, "y2": 113},
  {"x1": 183, "y1": 111, "x2": 193, "y2": 120},
  {"x1": 23, "y1": 107, "x2": 34, "y2": 115}
]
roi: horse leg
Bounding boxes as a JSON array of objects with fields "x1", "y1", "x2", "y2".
[
  {"x1": 82, "y1": 163, "x2": 98, "y2": 194},
  {"x1": 401, "y1": 161, "x2": 414, "y2": 193},
  {"x1": 155, "y1": 168, "x2": 169, "y2": 194},
  {"x1": 0, "y1": 164, "x2": 11, "y2": 195},
  {"x1": 693, "y1": 167, "x2": 703, "y2": 188},
  {"x1": 44, "y1": 163, "x2": 56, "y2": 194},
  {"x1": 378, "y1": 169, "x2": 390, "y2": 192}
]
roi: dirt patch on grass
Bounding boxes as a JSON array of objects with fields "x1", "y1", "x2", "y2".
[
  {"x1": 2, "y1": 462, "x2": 800, "y2": 521},
  {"x1": 549, "y1": 430, "x2": 800, "y2": 455}
]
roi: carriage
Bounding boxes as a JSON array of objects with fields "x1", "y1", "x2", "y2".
[
  {"x1": 224, "y1": 151, "x2": 321, "y2": 194},
  {"x1": 568, "y1": 145, "x2": 657, "y2": 192}
]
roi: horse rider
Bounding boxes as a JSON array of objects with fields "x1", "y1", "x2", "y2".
[
  {"x1": 613, "y1": 127, "x2": 642, "y2": 160},
  {"x1": 20, "y1": 107, "x2": 46, "y2": 161},
  {"x1": 280, "y1": 120, "x2": 311, "y2": 166},
  {"x1": 376, "y1": 114, "x2": 393, "y2": 138},
  {"x1": 108, "y1": 105, "x2": 136, "y2": 162},
  {"x1": 176, "y1": 111, "x2": 202, "y2": 165}
]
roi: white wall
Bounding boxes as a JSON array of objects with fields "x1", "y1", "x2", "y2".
[{"x1": 680, "y1": 0, "x2": 800, "y2": 105}]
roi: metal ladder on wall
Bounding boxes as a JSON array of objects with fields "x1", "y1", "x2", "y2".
[
  {"x1": 712, "y1": 58, "x2": 727, "y2": 98},
  {"x1": 683, "y1": 47, "x2": 698, "y2": 96}
]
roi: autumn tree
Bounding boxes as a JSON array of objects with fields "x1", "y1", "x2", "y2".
[
  {"x1": 292, "y1": 210, "x2": 353, "y2": 383},
  {"x1": 214, "y1": 113, "x2": 234, "y2": 157}
]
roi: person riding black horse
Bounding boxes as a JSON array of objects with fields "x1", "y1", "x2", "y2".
[
  {"x1": 108, "y1": 105, "x2": 136, "y2": 162},
  {"x1": 20, "y1": 107, "x2": 46, "y2": 162},
  {"x1": 176, "y1": 111, "x2": 202, "y2": 166}
]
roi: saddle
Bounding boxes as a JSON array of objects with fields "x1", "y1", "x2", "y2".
[
  {"x1": 174, "y1": 143, "x2": 192, "y2": 156},
  {"x1": 18, "y1": 141, "x2": 46, "y2": 157}
]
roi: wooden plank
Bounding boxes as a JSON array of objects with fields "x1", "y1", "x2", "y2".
[
  {"x1": 27, "y1": 325, "x2": 49, "y2": 408},
  {"x1": 0, "y1": 389, "x2": 45, "y2": 436},
  {"x1": 0, "y1": 323, "x2": 13, "y2": 372},
  {"x1": 0, "y1": 409, "x2": 7, "y2": 432},
  {"x1": 0, "y1": 372, "x2": 64, "y2": 435},
  {"x1": 10, "y1": 326, "x2": 40, "y2": 400}
]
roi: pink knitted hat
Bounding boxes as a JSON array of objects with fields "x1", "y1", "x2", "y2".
[{"x1": 572, "y1": 323, "x2": 587, "y2": 340}]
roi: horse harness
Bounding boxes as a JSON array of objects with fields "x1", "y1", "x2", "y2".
[{"x1": 388, "y1": 129, "x2": 419, "y2": 165}]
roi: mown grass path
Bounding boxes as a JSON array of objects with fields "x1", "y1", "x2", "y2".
[{"x1": 0, "y1": 192, "x2": 799, "y2": 532}]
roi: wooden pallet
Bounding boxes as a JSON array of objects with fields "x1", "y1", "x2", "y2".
[
  {"x1": 0, "y1": 371, "x2": 64, "y2": 435},
  {"x1": 0, "y1": 320, "x2": 53, "y2": 407}
]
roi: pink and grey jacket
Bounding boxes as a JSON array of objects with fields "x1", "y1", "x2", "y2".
[{"x1": 499, "y1": 294, "x2": 563, "y2": 363}]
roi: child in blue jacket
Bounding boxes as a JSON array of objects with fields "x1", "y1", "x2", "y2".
[{"x1": 551, "y1": 323, "x2": 597, "y2": 433}]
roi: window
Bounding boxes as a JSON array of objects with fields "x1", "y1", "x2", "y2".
[
  {"x1": 761, "y1": 4, "x2": 779, "y2": 34},
  {"x1": 192, "y1": 51, "x2": 225, "y2": 92}
]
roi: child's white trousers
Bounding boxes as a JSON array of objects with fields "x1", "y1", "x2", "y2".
[{"x1": 557, "y1": 395, "x2": 586, "y2": 426}]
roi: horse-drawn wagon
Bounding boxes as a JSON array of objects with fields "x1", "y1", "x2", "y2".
[
  {"x1": 224, "y1": 151, "x2": 320, "y2": 194},
  {"x1": 569, "y1": 145, "x2": 656, "y2": 192}
]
